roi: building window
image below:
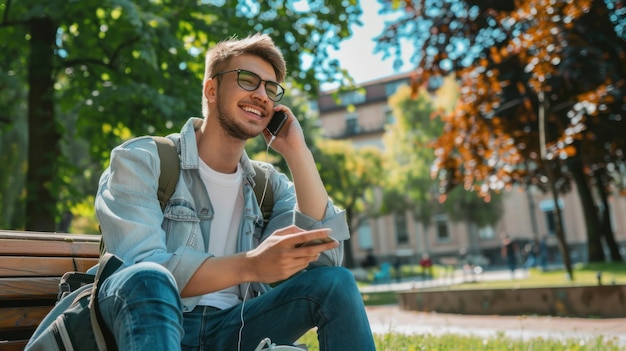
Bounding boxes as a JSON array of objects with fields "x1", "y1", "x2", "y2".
[
  {"x1": 539, "y1": 199, "x2": 565, "y2": 236},
  {"x1": 384, "y1": 79, "x2": 409, "y2": 96},
  {"x1": 435, "y1": 214, "x2": 450, "y2": 242},
  {"x1": 345, "y1": 113, "x2": 360, "y2": 136},
  {"x1": 395, "y1": 212, "x2": 409, "y2": 245},
  {"x1": 339, "y1": 90, "x2": 366, "y2": 106},
  {"x1": 478, "y1": 225, "x2": 495, "y2": 239},
  {"x1": 383, "y1": 106, "x2": 395, "y2": 126},
  {"x1": 357, "y1": 221, "x2": 373, "y2": 250}
]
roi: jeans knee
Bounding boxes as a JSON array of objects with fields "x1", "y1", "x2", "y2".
[
  {"x1": 308, "y1": 266, "x2": 360, "y2": 300},
  {"x1": 103, "y1": 261, "x2": 179, "y2": 303}
]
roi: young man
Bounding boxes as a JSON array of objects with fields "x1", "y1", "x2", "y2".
[{"x1": 94, "y1": 33, "x2": 375, "y2": 350}]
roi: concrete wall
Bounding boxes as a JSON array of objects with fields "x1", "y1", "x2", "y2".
[{"x1": 398, "y1": 285, "x2": 626, "y2": 318}]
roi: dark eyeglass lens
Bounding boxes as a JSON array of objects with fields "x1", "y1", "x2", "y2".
[
  {"x1": 237, "y1": 70, "x2": 282, "y2": 101},
  {"x1": 238, "y1": 71, "x2": 260, "y2": 90}
]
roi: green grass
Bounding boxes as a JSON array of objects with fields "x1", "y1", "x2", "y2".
[
  {"x1": 445, "y1": 262, "x2": 626, "y2": 290},
  {"x1": 296, "y1": 329, "x2": 622, "y2": 351}
]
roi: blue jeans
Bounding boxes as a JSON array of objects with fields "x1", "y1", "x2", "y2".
[{"x1": 98, "y1": 263, "x2": 375, "y2": 351}]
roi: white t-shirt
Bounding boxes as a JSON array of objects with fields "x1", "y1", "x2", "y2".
[{"x1": 196, "y1": 159, "x2": 243, "y2": 309}]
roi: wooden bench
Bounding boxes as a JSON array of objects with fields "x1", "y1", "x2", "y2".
[{"x1": 0, "y1": 230, "x2": 100, "y2": 350}]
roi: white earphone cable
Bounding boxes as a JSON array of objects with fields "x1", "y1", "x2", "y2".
[{"x1": 238, "y1": 135, "x2": 273, "y2": 351}]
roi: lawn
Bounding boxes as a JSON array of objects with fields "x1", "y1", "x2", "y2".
[
  {"x1": 297, "y1": 330, "x2": 622, "y2": 351},
  {"x1": 449, "y1": 262, "x2": 626, "y2": 290}
]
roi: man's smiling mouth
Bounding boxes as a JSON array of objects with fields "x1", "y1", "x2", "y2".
[{"x1": 242, "y1": 106, "x2": 262, "y2": 117}]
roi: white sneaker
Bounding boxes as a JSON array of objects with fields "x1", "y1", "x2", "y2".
[{"x1": 254, "y1": 338, "x2": 308, "y2": 351}]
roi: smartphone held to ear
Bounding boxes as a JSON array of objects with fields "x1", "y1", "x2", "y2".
[{"x1": 266, "y1": 110, "x2": 287, "y2": 136}]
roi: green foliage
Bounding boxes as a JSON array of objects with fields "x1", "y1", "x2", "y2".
[
  {"x1": 383, "y1": 82, "x2": 503, "y2": 230},
  {"x1": 314, "y1": 139, "x2": 384, "y2": 267},
  {"x1": 315, "y1": 139, "x2": 384, "y2": 220},
  {"x1": 382, "y1": 85, "x2": 441, "y2": 219},
  {"x1": 0, "y1": 0, "x2": 362, "y2": 230}
]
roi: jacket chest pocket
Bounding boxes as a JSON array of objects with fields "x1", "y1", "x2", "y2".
[{"x1": 162, "y1": 203, "x2": 202, "y2": 249}]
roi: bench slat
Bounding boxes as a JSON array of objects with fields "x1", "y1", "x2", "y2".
[
  {"x1": 0, "y1": 231, "x2": 100, "y2": 258},
  {"x1": 0, "y1": 238, "x2": 99, "y2": 257},
  {"x1": 0, "y1": 340, "x2": 28, "y2": 351},
  {"x1": 0, "y1": 257, "x2": 98, "y2": 277},
  {"x1": 0, "y1": 230, "x2": 100, "y2": 242},
  {"x1": 0, "y1": 277, "x2": 61, "y2": 300},
  {"x1": 0, "y1": 305, "x2": 51, "y2": 330},
  {"x1": 0, "y1": 231, "x2": 101, "y2": 346}
]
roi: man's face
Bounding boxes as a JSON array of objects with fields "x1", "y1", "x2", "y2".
[{"x1": 211, "y1": 55, "x2": 278, "y2": 140}]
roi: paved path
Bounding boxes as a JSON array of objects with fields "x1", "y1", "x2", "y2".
[{"x1": 365, "y1": 304, "x2": 626, "y2": 345}]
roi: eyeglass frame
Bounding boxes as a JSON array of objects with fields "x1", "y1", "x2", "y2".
[{"x1": 211, "y1": 68, "x2": 285, "y2": 102}]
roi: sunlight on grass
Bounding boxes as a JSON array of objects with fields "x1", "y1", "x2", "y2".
[
  {"x1": 359, "y1": 262, "x2": 626, "y2": 292},
  {"x1": 449, "y1": 262, "x2": 626, "y2": 291},
  {"x1": 297, "y1": 329, "x2": 622, "y2": 351}
]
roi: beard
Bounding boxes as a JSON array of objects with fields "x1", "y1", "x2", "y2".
[{"x1": 215, "y1": 100, "x2": 259, "y2": 140}]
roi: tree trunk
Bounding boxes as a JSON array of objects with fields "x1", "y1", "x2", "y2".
[
  {"x1": 525, "y1": 183, "x2": 540, "y2": 239},
  {"x1": 539, "y1": 91, "x2": 573, "y2": 279},
  {"x1": 343, "y1": 207, "x2": 356, "y2": 268},
  {"x1": 567, "y1": 152, "x2": 605, "y2": 262},
  {"x1": 594, "y1": 171, "x2": 623, "y2": 262},
  {"x1": 25, "y1": 17, "x2": 59, "y2": 232},
  {"x1": 545, "y1": 160, "x2": 574, "y2": 280}
]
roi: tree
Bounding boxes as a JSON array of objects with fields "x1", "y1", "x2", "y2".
[
  {"x1": 383, "y1": 81, "x2": 503, "y2": 256},
  {"x1": 375, "y1": 0, "x2": 626, "y2": 268},
  {"x1": 0, "y1": 0, "x2": 362, "y2": 231},
  {"x1": 315, "y1": 139, "x2": 384, "y2": 268}
]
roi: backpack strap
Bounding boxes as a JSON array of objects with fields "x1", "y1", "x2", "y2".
[
  {"x1": 90, "y1": 252, "x2": 124, "y2": 351},
  {"x1": 251, "y1": 162, "x2": 274, "y2": 228},
  {"x1": 151, "y1": 136, "x2": 180, "y2": 211}
]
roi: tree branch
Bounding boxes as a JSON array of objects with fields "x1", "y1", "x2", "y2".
[
  {"x1": 62, "y1": 57, "x2": 114, "y2": 70},
  {"x1": 109, "y1": 35, "x2": 141, "y2": 64},
  {"x1": 62, "y1": 35, "x2": 141, "y2": 71}
]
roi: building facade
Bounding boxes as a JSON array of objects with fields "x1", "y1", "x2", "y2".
[{"x1": 316, "y1": 73, "x2": 626, "y2": 269}]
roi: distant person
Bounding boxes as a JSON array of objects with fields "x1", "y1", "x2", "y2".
[
  {"x1": 501, "y1": 233, "x2": 518, "y2": 279},
  {"x1": 419, "y1": 253, "x2": 433, "y2": 279},
  {"x1": 394, "y1": 256, "x2": 402, "y2": 282},
  {"x1": 523, "y1": 239, "x2": 540, "y2": 269},
  {"x1": 539, "y1": 235, "x2": 549, "y2": 271}
]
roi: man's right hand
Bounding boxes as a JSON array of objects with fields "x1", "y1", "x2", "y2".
[{"x1": 244, "y1": 225, "x2": 338, "y2": 284}]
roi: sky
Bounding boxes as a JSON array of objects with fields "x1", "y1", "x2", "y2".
[{"x1": 321, "y1": 0, "x2": 414, "y2": 91}]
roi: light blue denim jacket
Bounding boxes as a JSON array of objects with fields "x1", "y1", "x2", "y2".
[{"x1": 95, "y1": 117, "x2": 348, "y2": 312}]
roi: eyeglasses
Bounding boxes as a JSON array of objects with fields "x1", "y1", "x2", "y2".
[{"x1": 211, "y1": 69, "x2": 285, "y2": 102}]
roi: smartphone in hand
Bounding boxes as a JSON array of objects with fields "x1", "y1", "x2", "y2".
[
  {"x1": 266, "y1": 110, "x2": 287, "y2": 136},
  {"x1": 296, "y1": 236, "x2": 337, "y2": 248}
]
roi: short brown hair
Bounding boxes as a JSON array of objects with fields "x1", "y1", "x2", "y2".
[{"x1": 201, "y1": 33, "x2": 286, "y2": 117}]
